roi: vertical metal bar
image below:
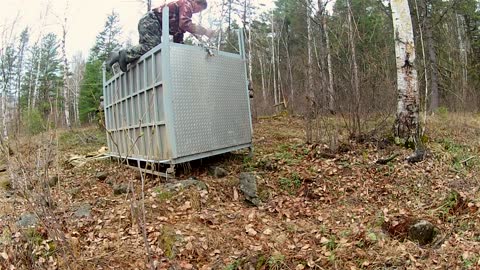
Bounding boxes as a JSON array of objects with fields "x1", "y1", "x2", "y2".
[
  {"x1": 237, "y1": 29, "x2": 245, "y2": 59},
  {"x1": 143, "y1": 58, "x2": 148, "y2": 125},
  {"x1": 136, "y1": 63, "x2": 140, "y2": 125},
  {"x1": 238, "y1": 28, "x2": 253, "y2": 139},
  {"x1": 121, "y1": 74, "x2": 127, "y2": 156},
  {"x1": 162, "y1": 6, "x2": 177, "y2": 161},
  {"x1": 102, "y1": 62, "x2": 110, "y2": 149},
  {"x1": 152, "y1": 52, "x2": 161, "y2": 160},
  {"x1": 126, "y1": 72, "x2": 131, "y2": 126}
]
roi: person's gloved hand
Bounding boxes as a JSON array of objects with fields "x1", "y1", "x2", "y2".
[{"x1": 205, "y1": 29, "x2": 215, "y2": 38}]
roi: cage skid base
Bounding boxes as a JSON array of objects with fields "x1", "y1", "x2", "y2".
[
  {"x1": 106, "y1": 143, "x2": 252, "y2": 178},
  {"x1": 107, "y1": 156, "x2": 175, "y2": 179},
  {"x1": 125, "y1": 164, "x2": 175, "y2": 180},
  {"x1": 107, "y1": 143, "x2": 252, "y2": 165}
]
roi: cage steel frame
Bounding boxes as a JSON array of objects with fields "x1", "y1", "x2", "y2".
[{"x1": 102, "y1": 6, "x2": 253, "y2": 167}]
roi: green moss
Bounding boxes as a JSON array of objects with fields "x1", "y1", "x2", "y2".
[
  {"x1": 268, "y1": 253, "x2": 285, "y2": 269},
  {"x1": 159, "y1": 226, "x2": 176, "y2": 259},
  {"x1": 154, "y1": 187, "x2": 174, "y2": 202}
]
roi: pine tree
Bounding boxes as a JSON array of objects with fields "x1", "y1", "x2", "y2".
[
  {"x1": 37, "y1": 33, "x2": 62, "y2": 120},
  {"x1": 79, "y1": 11, "x2": 122, "y2": 123}
]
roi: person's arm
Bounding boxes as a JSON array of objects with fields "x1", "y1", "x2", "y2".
[{"x1": 178, "y1": 2, "x2": 209, "y2": 36}]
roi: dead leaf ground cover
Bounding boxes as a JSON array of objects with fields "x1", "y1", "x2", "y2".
[{"x1": 1, "y1": 113, "x2": 479, "y2": 269}]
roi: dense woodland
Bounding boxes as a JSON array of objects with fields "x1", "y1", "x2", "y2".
[
  {"x1": 0, "y1": 1, "x2": 480, "y2": 269},
  {"x1": 0, "y1": 0, "x2": 478, "y2": 138}
]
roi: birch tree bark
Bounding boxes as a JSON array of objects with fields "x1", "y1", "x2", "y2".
[
  {"x1": 324, "y1": 11, "x2": 334, "y2": 114},
  {"x1": 390, "y1": 0, "x2": 420, "y2": 143},
  {"x1": 259, "y1": 55, "x2": 266, "y2": 103},
  {"x1": 61, "y1": 7, "x2": 71, "y2": 128},
  {"x1": 70, "y1": 53, "x2": 84, "y2": 125},
  {"x1": 245, "y1": 0, "x2": 253, "y2": 86},
  {"x1": 271, "y1": 10, "x2": 278, "y2": 109},
  {"x1": 306, "y1": 0, "x2": 316, "y2": 143},
  {"x1": 15, "y1": 29, "x2": 28, "y2": 133},
  {"x1": 456, "y1": 13, "x2": 468, "y2": 109},
  {"x1": 0, "y1": 25, "x2": 17, "y2": 139}
]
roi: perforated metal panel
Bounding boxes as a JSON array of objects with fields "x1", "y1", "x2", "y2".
[{"x1": 169, "y1": 45, "x2": 252, "y2": 158}]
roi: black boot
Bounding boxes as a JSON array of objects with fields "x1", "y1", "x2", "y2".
[
  {"x1": 118, "y1": 50, "x2": 128, "y2": 72},
  {"x1": 106, "y1": 51, "x2": 120, "y2": 72}
]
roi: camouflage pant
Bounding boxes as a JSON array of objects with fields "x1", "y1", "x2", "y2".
[
  {"x1": 126, "y1": 12, "x2": 185, "y2": 63},
  {"x1": 126, "y1": 12, "x2": 162, "y2": 63}
]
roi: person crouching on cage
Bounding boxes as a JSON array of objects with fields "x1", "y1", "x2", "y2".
[{"x1": 107, "y1": 0, "x2": 214, "y2": 72}]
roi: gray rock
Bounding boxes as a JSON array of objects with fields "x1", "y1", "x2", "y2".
[
  {"x1": 74, "y1": 204, "x2": 92, "y2": 218},
  {"x1": 17, "y1": 213, "x2": 38, "y2": 228},
  {"x1": 239, "y1": 173, "x2": 261, "y2": 206},
  {"x1": 164, "y1": 179, "x2": 207, "y2": 193},
  {"x1": 113, "y1": 184, "x2": 128, "y2": 195},
  {"x1": 408, "y1": 220, "x2": 436, "y2": 245},
  {"x1": 96, "y1": 172, "x2": 109, "y2": 181},
  {"x1": 213, "y1": 167, "x2": 228, "y2": 178}
]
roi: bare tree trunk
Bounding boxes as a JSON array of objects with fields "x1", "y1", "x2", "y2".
[
  {"x1": 324, "y1": 13, "x2": 334, "y2": 114},
  {"x1": 2, "y1": 90, "x2": 8, "y2": 139},
  {"x1": 391, "y1": 0, "x2": 420, "y2": 142},
  {"x1": 306, "y1": 0, "x2": 315, "y2": 143},
  {"x1": 26, "y1": 61, "x2": 34, "y2": 113},
  {"x1": 276, "y1": 15, "x2": 287, "y2": 109},
  {"x1": 413, "y1": 0, "x2": 429, "y2": 135},
  {"x1": 456, "y1": 13, "x2": 468, "y2": 109},
  {"x1": 347, "y1": 0, "x2": 360, "y2": 134},
  {"x1": 31, "y1": 42, "x2": 43, "y2": 111},
  {"x1": 271, "y1": 10, "x2": 278, "y2": 109},
  {"x1": 245, "y1": 0, "x2": 253, "y2": 85},
  {"x1": 68, "y1": 53, "x2": 84, "y2": 125},
  {"x1": 247, "y1": 28, "x2": 253, "y2": 83},
  {"x1": 418, "y1": 0, "x2": 438, "y2": 114},
  {"x1": 0, "y1": 27, "x2": 15, "y2": 139},
  {"x1": 313, "y1": 5, "x2": 327, "y2": 111},
  {"x1": 283, "y1": 37, "x2": 294, "y2": 106},
  {"x1": 426, "y1": 21, "x2": 439, "y2": 113},
  {"x1": 61, "y1": 7, "x2": 71, "y2": 128},
  {"x1": 259, "y1": 55, "x2": 266, "y2": 103},
  {"x1": 15, "y1": 30, "x2": 28, "y2": 134}
]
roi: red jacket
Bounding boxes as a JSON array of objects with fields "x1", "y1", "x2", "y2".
[{"x1": 152, "y1": 0, "x2": 208, "y2": 36}]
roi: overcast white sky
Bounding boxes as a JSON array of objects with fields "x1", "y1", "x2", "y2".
[{"x1": 0, "y1": 0, "x2": 278, "y2": 60}]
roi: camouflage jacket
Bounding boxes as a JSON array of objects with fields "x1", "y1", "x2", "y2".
[{"x1": 152, "y1": 0, "x2": 208, "y2": 37}]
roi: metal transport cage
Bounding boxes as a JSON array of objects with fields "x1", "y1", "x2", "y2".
[{"x1": 102, "y1": 6, "x2": 253, "y2": 166}]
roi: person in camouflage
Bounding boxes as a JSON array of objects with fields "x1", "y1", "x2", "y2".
[{"x1": 107, "y1": 0, "x2": 214, "y2": 72}]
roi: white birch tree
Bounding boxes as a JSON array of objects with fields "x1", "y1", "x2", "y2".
[
  {"x1": 60, "y1": 3, "x2": 71, "y2": 128},
  {"x1": 306, "y1": 0, "x2": 316, "y2": 143},
  {"x1": 390, "y1": 0, "x2": 421, "y2": 144}
]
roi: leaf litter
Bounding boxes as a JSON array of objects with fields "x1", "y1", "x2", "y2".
[{"x1": 0, "y1": 114, "x2": 479, "y2": 269}]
